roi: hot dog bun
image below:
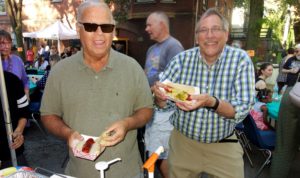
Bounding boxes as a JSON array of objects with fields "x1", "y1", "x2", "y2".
[{"x1": 161, "y1": 80, "x2": 199, "y2": 102}]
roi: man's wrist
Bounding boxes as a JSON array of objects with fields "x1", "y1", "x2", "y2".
[{"x1": 205, "y1": 96, "x2": 219, "y2": 111}]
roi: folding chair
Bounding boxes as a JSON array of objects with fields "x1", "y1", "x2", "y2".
[
  {"x1": 243, "y1": 114, "x2": 276, "y2": 178},
  {"x1": 28, "y1": 101, "x2": 48, "y2": 138},
  {"x1": 235, "y1": 122, "x2": 253, "y2": 167}
]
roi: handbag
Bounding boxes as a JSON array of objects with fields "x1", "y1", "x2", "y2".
[{"x1": 289, "y1": 80, "x2": 300, "y2": 108}]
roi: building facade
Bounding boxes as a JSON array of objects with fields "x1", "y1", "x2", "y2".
[{"x1": 0, "y1": 0, "x2": 233, "y2": 66}]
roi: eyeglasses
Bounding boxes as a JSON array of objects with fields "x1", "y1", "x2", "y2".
[
  {"x1": 197, "y1": 27, "x2": 224, "y2": 35},
  {"x1": 0, "y1": 41, "x2": 12, "y2": 47},
  {"x1": 78, "y1": 22, "x2": 115, "y2": 33}
]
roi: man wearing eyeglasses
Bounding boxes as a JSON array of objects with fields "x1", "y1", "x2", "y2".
[
  {"x1": 151, "y1": 8, "x2": 255, "y2": 178},
  {"x1": 40, "y1": 1, "x2": 153, "y2": 178}
]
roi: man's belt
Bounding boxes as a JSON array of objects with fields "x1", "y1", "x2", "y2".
[{"x1": 216, "y1": 132, "x2": 239, "y2": 143}]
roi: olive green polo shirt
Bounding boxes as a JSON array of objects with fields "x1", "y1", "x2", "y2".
[{"x1": 40, "y1": 49, "x2": 153, "y2": 178}]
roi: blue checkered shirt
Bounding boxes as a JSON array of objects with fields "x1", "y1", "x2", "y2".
[{"x1": 159, "y1": 45, "x2": 255, "y2": 143}]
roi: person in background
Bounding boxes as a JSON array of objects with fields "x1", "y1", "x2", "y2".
[
  {"x1": 30, "y1": 54, "x2": 61, "y2": 110},
  {"x1": 144, "y1": 11, "x2": 184, "y2": 178},
  {"x1": 36, "y1": 54, "x2": 60, "y2": 90},
  {"x1": 40, "y1": 1, "x2": 153, "y2": 178},
  {"x1": 0, "y1": 29, "x2": 29, "y2": 96},
  {"x1": 151, "y1": 8, "x2": 255, "y2": 178},
  {"x1": 34, "y1": 55, "x2": 49, "y2": 71},
  {"x1": 0, "y1": 71, "x2": 30, "y2": 168},
  {"x1": 255, "y1": 62, "x2": 273, "y2": 96},
  {"x1": 50, "y1": 45, "x2": 58, "y2": 56},
  {"x1": 270, "y1": 44, "x2": 300, "y2": 178},
  {"x1": 38, "y1": 44, "x2": 45, "y2": 56},
  {"x1": 71, "y1": 46, "x2": 80, "y2": 55},
  {"x1": 282, "y1": 44, "x2": 300, "y2": 87},
  {"x1": 32, "y1": 45, "x2": 38, "y2": 59},
  {"x1": 60, "y1": 46, "x2": 72, "y2": 59},
  {"x1": 26, "y1": 46, "x2": 35, "y2": 67},
  {"x1": 250, "y1": 89, "x2": 273, "y2": 130},
  {"x1": 276, "y1": 47, "x2": 294, "y2": 94},
  {"x1": 43, "y1": 45, "x2": 50, "y2": 61}
]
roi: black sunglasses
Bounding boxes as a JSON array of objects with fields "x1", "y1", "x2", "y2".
[{"x1": 78, "y1": 22, "x2": 115, "y2": 33}]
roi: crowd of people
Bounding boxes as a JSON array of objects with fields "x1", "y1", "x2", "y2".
[
  {"x1": 0, "y1": 0, "x2": 300, "y2": 178},
  {"x1": 0, "y1": 28, "x2": 78, "y2": 169}
]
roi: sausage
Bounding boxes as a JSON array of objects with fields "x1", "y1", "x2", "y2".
[{"x1": 82, "y1": 138, "x2": 95, "y2": 153}]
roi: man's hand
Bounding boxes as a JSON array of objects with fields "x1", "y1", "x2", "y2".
[
  {"x1": 11, "y1": 131, "x2": 24, "y2": 149},
  {"x1": 67, "y1": 131, "x2": 84, "y2": 149},
  {"x1": 100, "y1": 119, "x2": 129, "y2": 147},
  {"x1": 175, "y1": 93, "x2": 213, "y2": 111},
  {"x1": 152, "y1": 82, "x2": 168, "y2": 108},
  {"x1": 290, "y1": 67, "x2": 299, "y2": 74}
]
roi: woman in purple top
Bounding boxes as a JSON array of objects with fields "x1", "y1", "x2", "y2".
[{"x1": 0, "y1": 29, "x2": 29, "y2": 95}]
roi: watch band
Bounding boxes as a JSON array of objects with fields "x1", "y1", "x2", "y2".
[{"x1": 205, "y1": 96, "x2": 219, "y2": 111}]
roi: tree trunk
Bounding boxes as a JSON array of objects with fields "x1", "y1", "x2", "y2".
[
  {"x1": 5, "y1": 0, "x2": 26, "y2": 61},
  {"x1": 245, "y1": 0, "x2": 264, "y2": 51}
]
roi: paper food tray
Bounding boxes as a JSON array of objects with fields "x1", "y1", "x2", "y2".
[
  {"x1": 72, "y1": 134, "x2": 105, "y2": 161},
  {"x1": 160, "y1": 80, "x2": 200, "y2": 102}
]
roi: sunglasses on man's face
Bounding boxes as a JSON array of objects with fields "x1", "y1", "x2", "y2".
[{"x1": 78, "y1": 22, "x2": 115, "y2": 33}]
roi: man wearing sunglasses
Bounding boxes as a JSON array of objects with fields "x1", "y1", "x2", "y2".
[{"x1": 40, "y1": 1, "x2": 153, "y2": 178}]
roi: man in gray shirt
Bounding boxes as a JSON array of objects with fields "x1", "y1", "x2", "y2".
[
  {"x1": 40, "y1": 1, "x2": 153, "y2": 178},
  {"x1": 144, "y1": 11, "x2": 184, "y2": 178}
]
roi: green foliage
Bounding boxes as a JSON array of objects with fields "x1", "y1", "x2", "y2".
[
  {"x1": 5, "y1": 0, "x2": 26, "y2": 61},
  {"x1": 262, "y1": 1, "x2": 297, "y2": 49},
  {"x1": 284, "y1": 0, "x2": 299, "y2": 6},
  {"x1": 234, "y1": 0, "x2": 298, "y2": 52},
  {"x1": 234, "y1": 0, "x2": 249, "y2": 8},
  {"x1": 105, "y1": 0, "x2": 130, "y2": 23}
]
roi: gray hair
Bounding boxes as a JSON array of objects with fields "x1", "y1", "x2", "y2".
[
  {"x1": 195, "y1": 8, "x2": 229, "y2": 33},
  {"x1": 76, "y1": 0, "x2": 115, "y2": 24},
  {"x1": 149, "y1": 11, "x2": 170, "y2": 31}
]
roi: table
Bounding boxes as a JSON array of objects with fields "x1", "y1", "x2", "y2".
[
  {"x1": 266, "y1": 95, "x2": 282, "y2": 129},
  {"x1": 266, "y1": 100, "x2": 280, "y2": 120},
  {"x1": 28, "y1": 74, "x2": 43, "y2": 94},
  {"x1": 26, "y1": 68, "x2": 45, "y2": 75}
]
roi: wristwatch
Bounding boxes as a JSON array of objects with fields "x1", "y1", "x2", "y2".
[{"x1": 205, "y1": 96, "x2": 220, "y2": 111}]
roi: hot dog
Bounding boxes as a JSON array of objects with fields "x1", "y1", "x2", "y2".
[
  {"x1": 162, "y1": 85, "x2": 192, "y2": 101},
  {"x1": 82, "y1": 138, "x2": 95, "y2": 153}
]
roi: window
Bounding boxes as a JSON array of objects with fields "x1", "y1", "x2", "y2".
[{"x1": 0, "y1": 0, "x2": 6, "y2": 15}]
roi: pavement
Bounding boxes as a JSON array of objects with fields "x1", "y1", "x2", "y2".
[
  {"x1": 23, "y1": 120, "x2": 300, "y2": 178},
  {"x1": 23, "y1": 122, "x2": 67, "y2": 175}
]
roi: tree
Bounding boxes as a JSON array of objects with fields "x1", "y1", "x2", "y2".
[
  {"x1": 245, "y1": 0, "x2": 264, "y2": 50},
  {"x1": 105, "y1": 0, "x2": 130, "y2": 23},
  {"x1": 5, "y1": 0, "x2": 25, "y2": 61}
]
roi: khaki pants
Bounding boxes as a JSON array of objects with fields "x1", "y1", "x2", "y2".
[{"x1": 168, "y1": 129, "x2": 244, "y2": 178}]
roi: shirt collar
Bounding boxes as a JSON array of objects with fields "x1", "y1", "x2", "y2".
[
  {"x1": 76, "y1": 48, "x2": 115, "y2": 72},
  {"x1": 198, "y1": 45, "x2": 226, "y2": 66}
]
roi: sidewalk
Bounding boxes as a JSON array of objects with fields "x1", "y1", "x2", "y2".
[
  {"x1": 24, "y1": 124, "x2": 67, "y2": 174},
  {"x1": 23, "y1": 123, "x2": 300, "y2": 178}
]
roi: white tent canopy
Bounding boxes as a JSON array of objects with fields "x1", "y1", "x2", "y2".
[{"x1": 23, "y1": 20, "x2": 78, "y2": 40}]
